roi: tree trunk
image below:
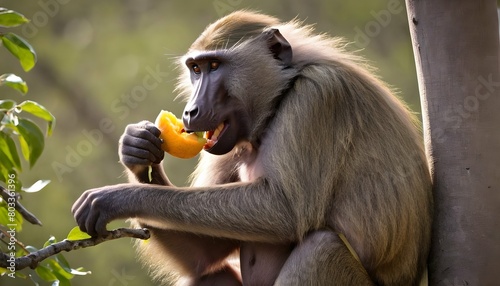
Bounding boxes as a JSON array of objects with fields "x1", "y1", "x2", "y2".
[{"x1": 405, "y1": 0, "x2": 500, "y2": 285}]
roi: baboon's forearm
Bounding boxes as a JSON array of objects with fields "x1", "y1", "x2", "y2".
[{"x1": 129, "y1": 180, "x2": 297, "y2": 242}]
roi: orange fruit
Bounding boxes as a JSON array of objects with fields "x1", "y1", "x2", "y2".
[{"x1": 154, "y1": 110, "x2": 207, "y2": 159}]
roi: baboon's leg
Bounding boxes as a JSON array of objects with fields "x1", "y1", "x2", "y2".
[{"x1": 275, "y1": 230, "x2": 373, "y2": 286}]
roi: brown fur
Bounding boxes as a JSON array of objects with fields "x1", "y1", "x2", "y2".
[
  {"x1": 159, "y1": 11, "x2": 431, "y2": 284},
  {"x1": 85, "y1": 11, "x2": 432, "y2": 285}
]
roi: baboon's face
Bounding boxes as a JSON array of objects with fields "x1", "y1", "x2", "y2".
[
  {"x1": 181, "y1": 50, "x2": 250, "y2": 155},
  {"x1": 182, "y1": 29, "x2": 292, "y2": 155}
]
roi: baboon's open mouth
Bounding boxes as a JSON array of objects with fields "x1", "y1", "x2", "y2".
[{"x1": 204, "y1": 122, "x2": 227, "y2": 150}]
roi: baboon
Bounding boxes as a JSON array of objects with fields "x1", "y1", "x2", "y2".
[{"x1": 72, "y1": 11, "x2": 433, "y2": 286}]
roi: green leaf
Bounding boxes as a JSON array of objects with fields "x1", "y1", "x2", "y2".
[
  {"x1": 47, "y1": 259, "x2": 74, "y2": 280},
  {"x1": 0, "y1": 130, "x2": 22, "y2": 171},
  {"x1": 26, "y1": 245, "x2": 39, "y2": 253},
  {"x1": 0, "y1": 200, "x2": 23, "y2": 231},
  {"x1": 15, "y1": 247, "x2": 27, "y2": 257},
  {"x1": 35, "y1": 264, "x2": 57, "y2": 282},
  {"x1": 55, "y1": 253, "x2": 90, "y2": 278},
  {"x1": 0, "y1": 10, "x2": 29, "y2": 27},
  {"x1": 15, "y1": 118, "x2": 45, "y2": 168},
  {"x1": 14, "y1": 271, "x2": 27, "y2": 279},
  {"x1": 66, "y1": 226, "x2": 91, "y2": 241},
  {"x1": 70, "y1": 267, "x2": 91, "y2": 276},
  {"x1": 55, "y1": 253, "x2": 71, "y2": 271},
  {"x1": 0, "y1": 164, "x2": 8, "y2": 183},
  {"x1": 43, "y1": 236, "x2": 57, "y2": 248},
  {"x1": 0, "y1": 165, "x2": 19, "y2": 190},
  {"x1": 0, "y1": 99, "x2": 16, "y2": 110},
  {"x1": 17, "y1": 100, "x2": 55, "y2": 135},
  {"x1": 0, "y1": 73, "x2": 28, "y2": 94},
  {"x1": 0, "y1": 32, "x2": 37, "y2": 71},
  {"x1": 15, "y1": 271, "x2": 27, "y2": 278},
  {"x1": 0, "y1": 145, "x2": 14, "y2": 171},
  {"x1": 0, "y1": 203, "x2": 11, "y2": 227},
  {"x1": 51, "y1": 271, "x2": 71, "y2": 286},
  {"x1": 22, "y1": 179, "x2": 50, "y2": 193}
]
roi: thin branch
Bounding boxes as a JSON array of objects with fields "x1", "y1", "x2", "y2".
[
  {"x1": 0, "y1": 228, "x2": 30, "y2": 254},
  {"x1": 0, "y1": 186, "x2": 42, "y2": 226},
  {"x1": 0, "y1": 228, "x2": 150, "y2": 270}
]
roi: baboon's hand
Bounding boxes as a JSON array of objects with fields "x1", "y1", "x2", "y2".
[
  {"x1": 72, "y1": 184, "x2": 137, "y2": 237},
  {"x1": 119, "y1": 121, "x2": 164, "y2": 171}
]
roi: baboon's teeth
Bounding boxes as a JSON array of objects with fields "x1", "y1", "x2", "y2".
[
  {"x1": 211, "y1": 123, "x2": 225, "y2": 141},
  {"x1": 204, "y1": 122, "x2": 225, "y2": 149}
]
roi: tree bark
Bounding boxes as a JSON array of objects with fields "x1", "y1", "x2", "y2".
[{"x1": 405, "y1": 0, "x2": 500, "y2": 285}]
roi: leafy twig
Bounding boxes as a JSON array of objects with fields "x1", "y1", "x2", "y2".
[{"x1": 0, "y1": 227, "x2": 150, "y2": 270}]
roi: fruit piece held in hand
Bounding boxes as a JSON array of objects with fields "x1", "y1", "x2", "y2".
[{"x1": 155, "y1": 110, "x2": 207, "y2": 159}]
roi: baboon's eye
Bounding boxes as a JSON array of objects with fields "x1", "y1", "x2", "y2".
[
  {"x1": 210, "y1": 61, "x2": 220, "y2": 71},
  {"x1": 192, "y1": 64, "x2": 201, "y2": 74}
]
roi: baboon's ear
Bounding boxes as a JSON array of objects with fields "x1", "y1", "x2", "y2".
[{"x1": 266, "y1": 29, "x2": 293, "y2": 66}]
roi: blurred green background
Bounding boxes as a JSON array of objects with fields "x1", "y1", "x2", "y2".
[{"x1": 1, "y1": 0, "x2": 422, "y2": 285}]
